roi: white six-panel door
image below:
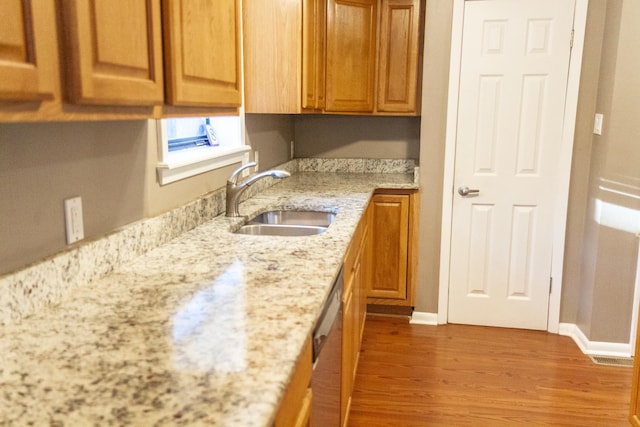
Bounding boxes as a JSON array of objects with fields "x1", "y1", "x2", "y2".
[{"x1": 447, "y1": 0, "x2": 575, "y2": 330}]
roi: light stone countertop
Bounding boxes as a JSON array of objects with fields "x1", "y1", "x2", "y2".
[{"x1": 0, "y1": 172, "x2": 417, "y2": 426}]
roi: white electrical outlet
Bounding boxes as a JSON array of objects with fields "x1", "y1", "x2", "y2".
[{"x1": 64, "y1": 196, "x2": 84, "y2": 244}]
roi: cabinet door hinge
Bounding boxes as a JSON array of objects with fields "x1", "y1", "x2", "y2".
[{"x1": 570, "y1": 29, "x2": 575, "y2": 49}]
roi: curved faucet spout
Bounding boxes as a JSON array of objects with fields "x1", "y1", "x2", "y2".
[
  {"x1": 240, "y1": 170, "x2": 290, "y2": 187},
  {"x1": 227, "y1": 162, "x2": 257, "y2": 185},
  {"x1": 225, "y1": 163, "x2": 291, "y2": 217}
]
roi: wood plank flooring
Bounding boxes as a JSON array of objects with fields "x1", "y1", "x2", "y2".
[{"x1": 348, "y1": 315, "x2": 633, "y2": 426}]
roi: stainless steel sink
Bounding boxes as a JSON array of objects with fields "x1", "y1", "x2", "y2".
[
  {"x1": 250, "y1": 210, "x2": 336, "y2": 227},
  {"x1": 235, "y1": 224, "x2": 328, "y2": 236},
  {"x1": 234, "y1": 209, "x2": 336, "y2": 236}
]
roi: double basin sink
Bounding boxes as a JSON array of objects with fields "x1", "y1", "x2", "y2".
[{"x1": 235, "y1": 210, "x2": 336, "y2": 236}]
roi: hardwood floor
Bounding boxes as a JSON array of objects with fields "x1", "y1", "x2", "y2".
[{"x1": 348, "y1": 315, "x2": 633, "y2": 426}]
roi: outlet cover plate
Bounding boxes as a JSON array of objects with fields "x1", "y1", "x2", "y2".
[{"x1": 64, "y1": 196, "x2": 84, "y2": 244}]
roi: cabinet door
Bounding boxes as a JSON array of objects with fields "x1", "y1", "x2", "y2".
[
  {"x1": 243, "y1": 0, "x2": 301, "y2": 113},
  {"x1": 368, "y1": 194, "x2": 409, "y2": 300},
  {"x1": 275, "y1": 337, "x2": 312, "y2": 427},
  {"x1": 61, "y1": 0, "x2": 164, "y2": 105},
  {"x1": 358, "y1": 206, "x2": 370, "y2": 343},
  {"x1": 325, "y1": 0, "x2": 377, "y2": 112},
  {"x1": 163, "y1": 0, "x2": 241, "y2": 107},
  {"x1": 352, "y1": 246, "x2": 365, "y2": 356},
  {"x1": 341, "y1": 285, "x2": 355, "y2": 426},
  {"x1": 301, "y1": 0, "x2": 326, "y2": 110},
  {"x1": 0, "y1": 1, "x2": 56, "y2": 100},
  {"x1": 377, "y1": 0, "x2": 421, "y2": 113}
]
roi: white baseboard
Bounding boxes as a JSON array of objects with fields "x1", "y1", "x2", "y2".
[
  {"x1": 410, "y1": 311, "x2": 438, "y2": 325},
  {"x1": 559, "y1": 323, "x2": 633, "y2": 357},
  {"x1": 404, "y1": 318, "x2": 632, "y2": 356}
]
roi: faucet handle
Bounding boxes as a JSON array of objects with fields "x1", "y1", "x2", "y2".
[{"x1": 228, "y1": 161, "x2": 256, "y2": 184}]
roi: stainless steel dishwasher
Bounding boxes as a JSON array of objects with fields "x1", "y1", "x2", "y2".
[{"x1": 311, "y1": 267, "x2": 343, "y2": 426}]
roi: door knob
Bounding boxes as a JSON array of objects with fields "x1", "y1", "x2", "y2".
[{"x1": 458, "y1": 186, "x2": 480, "y2": 196}]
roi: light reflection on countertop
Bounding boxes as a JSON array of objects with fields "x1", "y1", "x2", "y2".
[{"x1": 172, "y1": 260, "x2": 248, "y2": 373}]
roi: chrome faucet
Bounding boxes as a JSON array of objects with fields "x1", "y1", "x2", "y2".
[{"x1": 225, "y1": 162, "x2": 291, "y2": 217}]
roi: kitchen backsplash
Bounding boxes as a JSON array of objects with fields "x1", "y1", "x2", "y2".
[
  {"x1": 0, "y1": 158, "x2": 416, "y2": 326},
  {"x1": 297, "y1": 158, "x2": 415, "y2": 174}
]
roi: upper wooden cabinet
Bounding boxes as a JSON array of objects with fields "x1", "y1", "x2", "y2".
[
  {"x1": 377, "y1": 0, "x2": 422, "y2": 113},
  {"x1": 301, "y1": 0, "x2": 326, "y2": 110},
  {"x1": 0, "y1": 0, "x2": 241, "y2": 121},
  {"x1": 243, "y1": 0, "x2": 303, "y2": 113},
  {"x1": 61, "y1": 0, "x2": 165, "y2": 106},
  {"x1": 326, "y1": 0, "x2": 423, "y2": 114},
  {"x1": 326, "y1": 0, "x2": 424, "y2": 114},
  {"x1": 0, "y1": 1, "x2": 56, "y2": 101},
  {"x1": 243, "y1": 0, "x2": 423, "y2": 116},
  {"x1": 243, "y1": 0, "x2": 325, "y2": 114},
  {"x1": 162, "y1": 0, "x2": 241, "y2": 107},
  {"x1": 325, "y1": 0, "x2": 377, "y2": 113}
]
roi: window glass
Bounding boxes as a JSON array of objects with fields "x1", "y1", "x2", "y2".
[
  {"x1": 156, "y1": 115, "x2": 249, "y2": 185},
  {"x1": 166, "y1": 117, "x2": 212, "y2": 152}
]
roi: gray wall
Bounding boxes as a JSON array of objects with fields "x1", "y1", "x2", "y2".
[
  {"x1": 573, "y1": 0, "x2": 640, "y2": 343},
  {"x1": 414, "y1": 0, "x2": 454, "y2": 313},
  {"x1": 245, "y1": 114, "x2": 295, "y2": 170},
  {"x1": 0, "y1": 121, "x2": 147, "y2": 274},
  {"x1": 560, "y1": 0, "x2": 608, "y2": 335},
  {"x1": 294, "y1": 115, "x2": 420, "y2": 159},
  {"x1": 0, "y1": 115, "x2": 293, "y2": 276}
]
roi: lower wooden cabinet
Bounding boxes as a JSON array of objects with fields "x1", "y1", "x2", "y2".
[
  {"x1": 367, "y1": 190, "x2": 419, "y2": 307},
  {"x1": 274, "y1": 337, "x2": 312, "y2": 427},
  {"x1": 341, "y1": 284, "x2": 356, "y2": 425},
  {"x1": 357, "y1": 204, "x2": 370, "y2": 344},
  {"x1": 338, "y1": 190, "x2": 418, "y2": 424},
  {"x1": 310, "y1": 190, "x2": 417, "y2": 425},
  {"x1": 341, "y1": 202, "x2": 370, "y2": 426}
]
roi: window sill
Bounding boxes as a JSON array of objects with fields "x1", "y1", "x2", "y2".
[{"x1": 157, "y1": 145, "x2": 251, "y2": 185}]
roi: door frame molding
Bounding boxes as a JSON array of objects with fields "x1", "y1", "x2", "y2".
[{"x1": 438, "y1": 0, "x2": 588, "y2": 332}]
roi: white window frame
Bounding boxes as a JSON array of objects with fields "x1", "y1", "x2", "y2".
[{"x1": 155, "y1": 116, "x2": 250, "y2": 186}]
